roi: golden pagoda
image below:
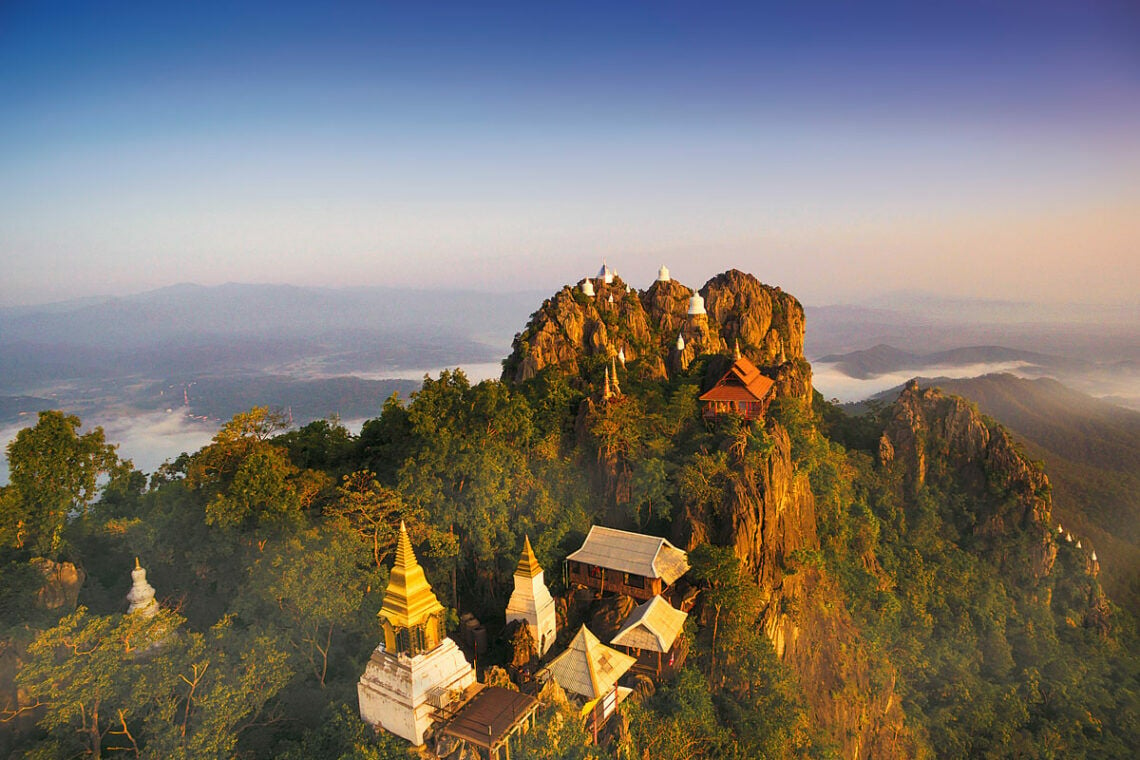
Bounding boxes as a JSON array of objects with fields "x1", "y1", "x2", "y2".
[
  {"x1": 359, "y1": 521, "x2": 475, "y2": 745},
  {"x1": 379, "y1": 521, "x2": 446, "y2": 655}
]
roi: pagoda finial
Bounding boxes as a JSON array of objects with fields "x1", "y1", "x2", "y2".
[
  {"x1": 516, "y1": 535, "x2": 543, "y2": 578},
  {"x1": 603, "y1": 366, "x2": 613, "y2": 400},
  {"x1": 135, "y1": 556, "x2": 141, "y2": 570},
  {"x1": 611, "y1": 356, "x2": 621, "y2": 396},
  {"x1": 379, "y1": 520, "x2": 445, "y2": 648}
]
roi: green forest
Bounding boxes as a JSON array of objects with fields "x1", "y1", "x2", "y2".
[{"x1": 2, "y1": 272, "x2": 1139, "y2": 759}]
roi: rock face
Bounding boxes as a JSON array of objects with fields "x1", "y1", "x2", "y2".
[
  {"x1": 880, "y1": 380, "x2": 1056, "y2": 582},
  {"x1": 679, "y1": 423, "x2": 916, "y2": 759},
  {"x1": 502, "y1": 269, "x2": 811, "y2": 403}
]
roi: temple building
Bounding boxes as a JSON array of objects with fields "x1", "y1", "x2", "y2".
[
  {"x1": 358, "y1": 522, "x2": 476, "y2": 745},
  {"x1": 544, "y1": 625, "x2": 635, "y2": 743},
  {"x1": 699, "y1": 354, "x2": 776, "y2": 421},
  {"x1": 610, "y1": 595, "x2": 688, "y2": 678},
  {"x1": 504, "y1": 536, "x2": 558, "y2": 656},
  {"x1": 565, "y1": 526, "x2": 689, "y2": 603}
]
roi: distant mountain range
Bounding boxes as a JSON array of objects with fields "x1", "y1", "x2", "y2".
[
  {"x1": 817, "y1": 343, "x2": 1066, "y2": 379},
  {"x1": 0, "y1": 283, "x2": 542, "y2": 393}
]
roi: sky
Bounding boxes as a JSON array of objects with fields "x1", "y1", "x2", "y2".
[{"x1": 2, "y1": 1, "x2": 1138, "y2": 308}]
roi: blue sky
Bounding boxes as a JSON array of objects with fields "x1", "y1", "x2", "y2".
[{"x1": 2, "y1": 1, "x2": 1137, "y2": 306}]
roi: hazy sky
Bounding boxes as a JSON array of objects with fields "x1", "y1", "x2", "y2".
[{"x1": 2, "y1": 1, "x2": 1138, "y2": 307}]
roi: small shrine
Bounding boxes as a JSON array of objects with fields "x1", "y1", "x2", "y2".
[
  {"x1": 125, "y1": 558, "x2": 158, "y2": 618},
  {"x1": 504, "y1": 536, "x2": 558, "y2": 656},
  {"x1": 565, "y1": 526, "x2": 689, "y2": 602},
  {"x1": 358, "y1": 522, "x2": 476, "y2": 745},
  {"x1": 543, "y1": 625, "x2": 635, "y2": 743},
  {"x1": 699, "y1": 354, "x2": 776, "y2": 421}
]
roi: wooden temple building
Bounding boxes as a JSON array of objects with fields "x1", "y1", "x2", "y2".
[
  {"x1": 543, "y1": 625, "x2": 636, "y2": 743},
  {"x1": 699, "y1": 353, "x2": 776, "y2": 421},
  {"x1": 610, "y1": 595, "x2": 689, "y2": 678},
  {"x1": 565, "y1": 526, "x2": 689, "y2": 602}
]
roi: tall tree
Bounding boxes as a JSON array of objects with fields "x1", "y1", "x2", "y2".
[{"x1": 1, "y1": 410, "x2": 124, "y2": 555}]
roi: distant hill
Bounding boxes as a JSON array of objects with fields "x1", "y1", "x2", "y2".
[
  {"x1": 862, "y1": 373, "x2": 1140, "y2": 611},
  {"x1": 817, "y1": 343, "x2": 1063, "y2": 379},
  {"x1": 0, "y1": 283, "x2": 542, "y2": 392}
]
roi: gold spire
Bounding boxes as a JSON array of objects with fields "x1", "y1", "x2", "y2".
[
  {"x1": 734, "y1": 340, "x2": 741, "y2": 360},
  {"x1": 379, "y1": 521, "x2": 445, "y2": 634},
  {"x1": 135, "y1": 556, "x2": 141, "y2": 570},
  {"x1": 603, "y1": 367, "x2": 613, "y2": 400},
  {"x1": 516, "y1": 535, "x2": 543, "y2": 578}
]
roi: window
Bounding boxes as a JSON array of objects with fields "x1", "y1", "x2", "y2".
[{"x1": 625, "y1": 573, "x2": 645, "y2": 589}]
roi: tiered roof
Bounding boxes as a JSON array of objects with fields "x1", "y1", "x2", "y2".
[{"x1": 698, "y1": 355, "x2": 775, "y2": 403}]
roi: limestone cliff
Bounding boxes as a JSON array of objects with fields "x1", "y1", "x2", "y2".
[
  {"x1": 678, "y1": 424, "x2": 917, "y2": 758},
  {"x1": 502, "y1": 269, "x2": 811, "y2": 404}
]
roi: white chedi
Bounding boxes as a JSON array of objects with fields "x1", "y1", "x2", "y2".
[
  {"x1": 126, "y1": 558, "x2": 158, "y2": 618},
  {"x1": 676, "y1": 333, "x2": 685, "y2": 351},
  {"x1": 1091, "y1": 550, "x2": 1098, "y2": 562},
  {"x1": 581, "y1": 279, "x2": 595, "y2": 297},
  {"x1": 687, "y1": 292, "x2": 706, "y2": 316},
  {"x1": 598, "y1": 261, "x2": 614, "y2": 284},
  {"x1": 1076, "y1": 540, "x2": 1082, "y2": 549},
  {"x1": 618, "y1": 346, "x2": 626, "y2": 366},
  {"x1": 657, "y1": 264, "x2": 670, "y2": 282}
]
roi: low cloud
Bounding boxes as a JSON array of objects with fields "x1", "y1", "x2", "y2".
[{"x1": 0, "y1": 411, "x2": 218, "y2": 485}]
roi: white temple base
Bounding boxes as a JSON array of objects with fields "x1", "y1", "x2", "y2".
[{"x1": 358, "y1": 637, "x2": 475, "y2": 746}]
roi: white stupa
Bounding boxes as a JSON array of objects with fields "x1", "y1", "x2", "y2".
[
  {"x1": 676, "y1": 333, "x2": 685, "y2": 351},
  {"x1": 687, "y1": 292, "x2": 706, "y2": 316},
  {"x1": 1091, "y1": 550, "x2": 1098, "y2": 562},
  {"x1": 607, "y1": 294, "x2": 614, "y2": 304},
  {"x1": 1066, "y1": 532, "x2": 1073, "y2": 543},
  {"x1": 581, "y1": 279, "x2": 595, "y2": 297},
  {"x1": 126, "y1": 558, "x2": 158, "y2": 619},
  {"x1": 598, "y1": 261, "x2": 614, "y2": 284},
  {"x1": 618, "y1": 346, "x2": 626, "y2": 366},
  {"x1": 1076, "y1": 540, "x2": 1083, "y2": 549},
  {"x1": 657, "y1": 265, "x2": 670, "y2": 282},
  {"x1": 504, "y1": 536, "x2": 557, "y2": 656},
  {"x1": 1057, "y1": 524, "x2": 1064, "y2": 534}
]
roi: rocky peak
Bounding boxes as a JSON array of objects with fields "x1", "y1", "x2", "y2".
[
  {"x1": 502, "y1": 268, "x2": 811, "y2": 402},
  {"x1": 881, "y1": 381, "x2": 1056, "y2": 580}
]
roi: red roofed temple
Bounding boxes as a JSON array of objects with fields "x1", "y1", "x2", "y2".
[{"x1": 699, "y1": 354, "x2": 776, "y2": 421}]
